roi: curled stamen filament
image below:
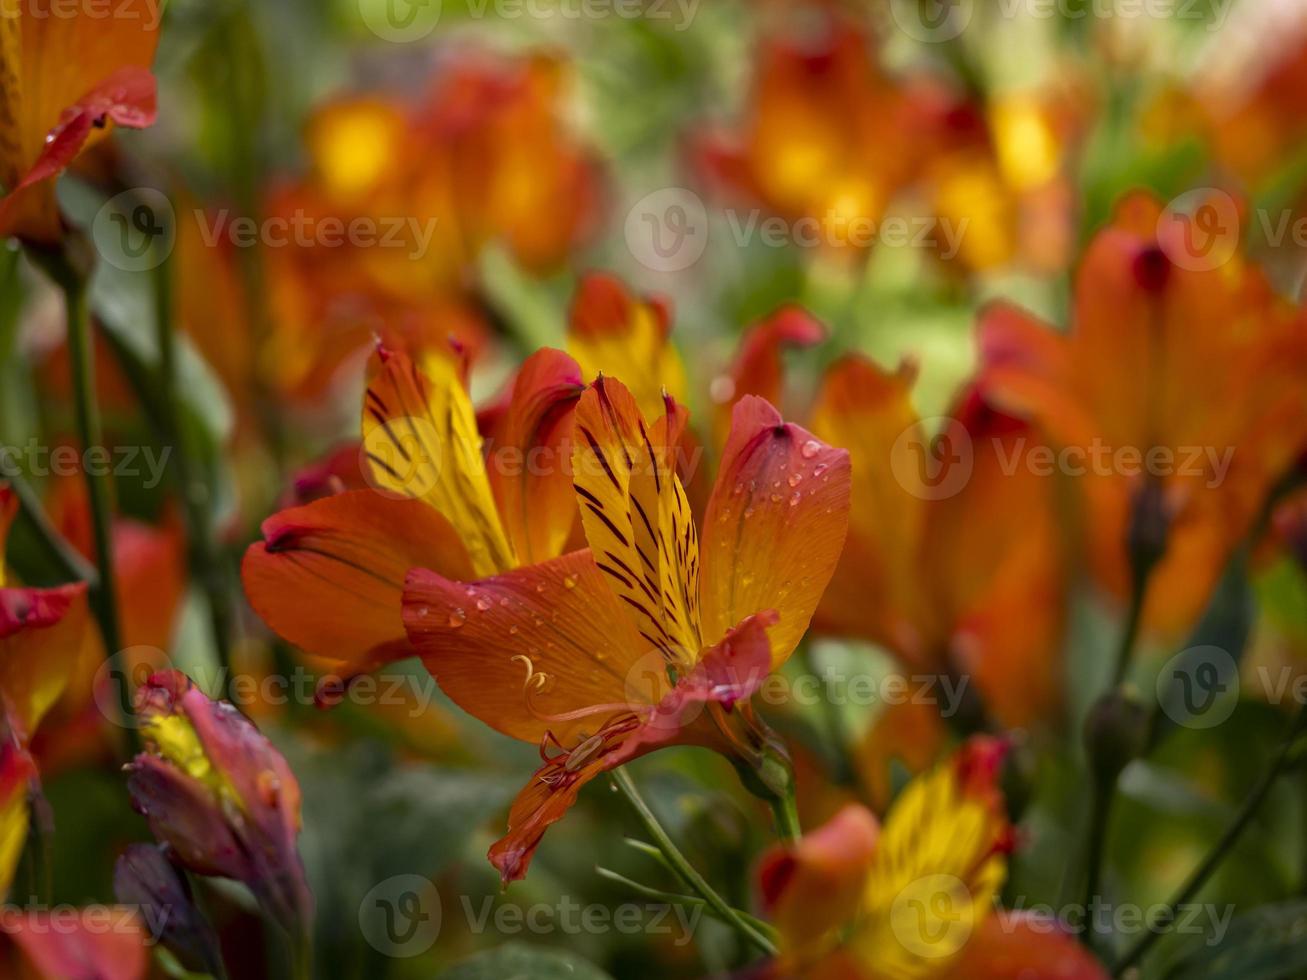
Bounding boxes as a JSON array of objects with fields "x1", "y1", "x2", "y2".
[{"x1": 510, "y1": 655, "x2": 654, "y2": 725}]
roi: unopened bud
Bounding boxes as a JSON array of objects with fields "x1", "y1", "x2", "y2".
[{"x1": 1084, "y1": 689, "x2": 1151, "y2": 787}]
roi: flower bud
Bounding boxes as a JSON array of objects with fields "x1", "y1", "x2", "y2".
[
  {"x1": 1084, "y1": 689, "x2": 1151, "y2": 787},
  {"x1": 114, "y1": 843, "x2": 223, "y2": 977},
  {"x1": 125, "y1": 670, "x2": 312, "y2": 941}
]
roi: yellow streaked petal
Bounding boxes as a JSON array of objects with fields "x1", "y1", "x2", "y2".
[{"x1": 360, "y1": 347, "x2": 516, "y2": 577}]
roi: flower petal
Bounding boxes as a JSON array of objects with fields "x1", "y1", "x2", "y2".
[
  {"x1": 809, "y1": 355, "x2": 931, "y2": 666},
  {"x1": 713, "y1": 305, "x2": 825, "y2": 441},
  {"x1": 242, "y1": 490, "x2": 474, "y2": 673},
  {"x1": 486, "y1": 612, "x2": 775, "y2": 884},
  {"x1": 5, "y1": 906, "x2": 149, "y2": 980},
  {"x1": 567, "y1": 272, "x2": 685, "y2": 417},
  {"x1": 360, "y1": 346, "x2": 515, "y2": 576},
  {"x1": 758, "y1": 804, "x2": 879, "y2": 964},
  {"x1": 700, "y1": 396, "x2": 850, "y2": 666},
  {"x1": 0, "y1": 744, "x2": 34, "y2": 899},
  {"x1": 0, "y1": 581, "x2": 90, "y2": 740},
  {"x1": 852, "y1": 738, "x2": 1011, "y2": 977},
  {"x1": 403, "y1": 549, "x2": 662, "y2": 747},
  {"x1": 944, "y1": 911, "x2": 1108, "y2": 979},
  {"x1": 571, "y1": 377, "x2": 702, "y2": 665},
  {"x1": 486, "y1": 348, "x2": 585, "y2": 564}
]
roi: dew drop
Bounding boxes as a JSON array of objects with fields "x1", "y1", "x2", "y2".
[
  {"x1": 509, "y1": 625, "x2": 520, "y2": 635},
  {"x1": 789, "y1": 491, "x2": 802, "y2": 507},
  {"x1": 787, "y1": 472, "x2": 803, "y2": 487},
  {"x1": 564, "y1": 574, "x2": 578, "y2": 589},
  {"x1": 448, "y1": 608, "x2": 467, "y2": 628},
  {"x1": 476, "y1": 598, "x2": 492, "y2": 612},
  {"x1": 801, "y1": 439, "x2": 821, "y2": 459}
]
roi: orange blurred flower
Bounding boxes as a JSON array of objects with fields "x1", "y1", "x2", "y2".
[
  {"x1": 0, "y1": 0, "x2": 160, "y2": 243},
  {"x1": 758, "y1": 739, "x2": 1104, "y2": 979},
  {"x1": 979, "y1": 192, "x2": 1307, "y2": 638},
  {"x1": 401, "y1": 377, "x2": 850, "y2": 882}
]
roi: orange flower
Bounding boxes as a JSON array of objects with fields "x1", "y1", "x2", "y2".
[
  {"x1": 979, "y1": 192, "x2": 1307, "y2": 637},
  {"x1": 810, "y1": 363, "x2": 1068, "y2": 731},
  {"x1": 243, "y1": 344, "x2": 587, "y2": 680},
  {"x1": 0, "y1": 0, "x2": 160, "y2": 243},
  {"x1": 694, "y1": 6, "x2": 929, "y2": 258},
  {"x1": 758, "y1": 739, "x2": 1104, "y2": 980},
  {"x1": 402, "y1": 377, "x2": 850, "y2": 882}
]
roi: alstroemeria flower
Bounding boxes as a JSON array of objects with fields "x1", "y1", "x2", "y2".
[
  {"x1": 125, "y1": 670, "x2": 312, "y2": 941},
  {"x1": 0, "y1": 0, "x2": 160, "y2": 243},
  {"x1": 979, "y1": 192, "x2": 1307, "y2": 637},
  {"x1": 402, "y1": 377, "x2": 851, "y2": 882},
  {"x1": 810, "y1": 368, "x2": 1068, "y2": 731},
  {"x1": 757, "y1": 739, "x2": 1105, "y2": 980},
  {"x1": 693, "y1": 7, "x2": 929, "y2": 258},
  {"x1": 114, "y1": 842, "x2": 224, "y2": 977},
  {"x1": 243, "y1": 345, "x2": 586, "y2": 680}
]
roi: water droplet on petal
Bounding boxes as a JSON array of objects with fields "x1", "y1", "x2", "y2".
[
  {"x1": 476, "y1": 598, "x2": 492, "y2": 612},
  {"x1": 448, "y1": 608, "x2": 467, "y2": 628},
  {"x1": 564, "y1": 574, "x2": 578, "y2": 589},
  {"x1": 788, "y1": 472, "x2": 803, "y2": 487},
  {"x1": 801, "y1": 439, "x2": 821, "y2": 459},
  {"x1": 789, "y1": 491, "x2": 802, "y2": 507}
]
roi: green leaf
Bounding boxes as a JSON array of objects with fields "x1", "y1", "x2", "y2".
[
  {"x1": 439, "y1": 942, "x2": 615, "y2": 980},
  {"x1": 1164, "y1": 901, "x2": 1307, "y2": 980}
]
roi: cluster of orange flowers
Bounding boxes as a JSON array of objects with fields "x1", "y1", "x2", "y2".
[{"x1": 2, "y1": 0, "x2": 1307, "y2": 977}]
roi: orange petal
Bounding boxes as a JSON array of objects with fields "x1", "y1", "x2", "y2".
[
  {"x1": 808, "y1": 355, "x2": 931, "y2": 667},
  {"x1": 486, "y1": 348, "x2": 585, "y2": 565},
  {"x1": 571, "y1": 377, "x2": 702, "y2": 665},
  {"x1": 0, "y1": 744, "x2": 35, "y2": 898},
  {"x1": 944, "y1": 911, "x2": 1108, "y2": 979},
  {"x1": 853, "y1": 699, "x2": 948, "y2": 811},
  {"x1": 700, "y1": 395, "x2": 851, "y2": 667},
  {"x1": 0, "y1": 0, "x2": 160, "y2": 243},
  {"x1": 567, "y1": 273, "x2": 685, "y2": 418},
  {"x1": 361, "y1": 346, "x2": 515, "y2": 576},
  {"x1": 242, "y1": 491, "x2": 474, "y2": 673},
  {"x1": 0, "y1": 581, "x2": 90, "y2": 740},
  {"x1": 403, "y1": 549, "x2": 661, "y2": 747},
  {"x1": 758, "y1": 804, "x2": 879, "y2": 963},
  {"x1": 5, "y1": 906, "x2": 149, "y2": 980},
  {"x1": 713, "y1": 305, "x2": 825, "y2": 442},
  {"x1": 923, "y1": 394, "x2": 1067, "y2": 729},
  {"x1": 487, "y1": 611, "x2": 775, "y2": 884}
]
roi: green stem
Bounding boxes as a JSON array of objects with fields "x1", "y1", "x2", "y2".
[
  {"x1": 771, "y1": 790, "x2": 802, "y2": 845},
  {"x1": 595, "y1": 866, "x2": 778, "y2": 940},
  {"x1": 610, "y1": 767, "x2": 777, "y2": 956},
  {"x1": 152, "y1": 233, "x2": 235, "y2": 679},
  {"x1": 1113, "y1": 703, "x2": 1307, "y2": 975},
  {"x1": 1080, "y1": 564, "x2": 1153, "y2": 943},
  {"x1": 47, "y1": 251, "x2": 123, "y2": 660}
]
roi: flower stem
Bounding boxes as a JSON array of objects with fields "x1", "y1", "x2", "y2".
[
  {"x1": 0, "y1": 466, "x2": 99, "y2": 587},
  {"x1": 611, "y1": 767, "x2": 777, "y2": 956},
  {"x1": 47, "y1": 249, "x2": 123, "y2": 659},
  {"x1": 771, "y1": 789, "x2": 802, "y2": 845},
  {"x1": 1113, "y1": 703, "x2": 1307, "y2": 975},
  {"x1": 151, "y1": 231, "x2": 235, "y2": 680}
]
